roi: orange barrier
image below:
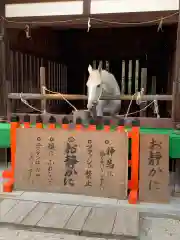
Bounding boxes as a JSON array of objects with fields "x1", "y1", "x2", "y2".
[
  {"x1": 3, "y1": 114, "x2": 140, "y2": 204},
  {"x1": 128, "y1": 120, "x2": 140, "y2": 204},
  {"x1": 2, "y1": 115, "x2": 40, "y2": 192},
  {"x1": 2, "y1": 115, "x2": 20, "y2": 192}
]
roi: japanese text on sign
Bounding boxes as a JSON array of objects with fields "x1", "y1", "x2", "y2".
[
  {"x1": 47, "y1": 137, "x2": 55, "y2": 185},
  {"x1": 85, "y1": 140, "x2": 93, "y2": 187},
  {"x1": 64, "y1": 137, "x2": 79, "y2": 187},
  {"x1": 28, "y1": 153, "x2": 34, "y2": 183},
  {"x1": 100, "y1": 140, "x2": 116, "y2": 190},
  {"x1": 148, "y1": 138, "x2": 162, "y2": 191},
  {"x1": 35, "y1": 137, "x2": 42, "y2": 178}
]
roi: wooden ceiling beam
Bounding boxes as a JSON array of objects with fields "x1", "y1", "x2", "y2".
[{"x1": 83, "y1": 0, "x2": 91, "y2": 16}]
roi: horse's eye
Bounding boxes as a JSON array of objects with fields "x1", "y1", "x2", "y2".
[{"x1": 97, "y1": 84, "x2": 100, "y2": 88}]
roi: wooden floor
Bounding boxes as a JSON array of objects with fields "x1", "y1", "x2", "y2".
[{"x1": 0, "y1": 198, "x2": 139, "y2": 238}]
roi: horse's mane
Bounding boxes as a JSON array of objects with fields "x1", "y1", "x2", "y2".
[
  {"x1": 101, "y1": 70, "x2": 120, "y2": 94},
  {"x1": 87, "y1": 68, "x2": 120, "y2": 93}
]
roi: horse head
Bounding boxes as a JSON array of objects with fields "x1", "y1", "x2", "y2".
[{"x1": 86, "y1": 62, "x2": 103, "y2": 110}]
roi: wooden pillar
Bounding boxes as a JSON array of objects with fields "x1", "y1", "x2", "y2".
[
  {"x1": 172, "y1": 0, "x2": 180, "y2": 129},
  {"x1": 140, "y1": 68, "x2": 147, "y2": 117},
  {"x1": 83, "y1": 0, "x2": 91, "y2": 15},
  {"x1": 40, "y1": 67, "x2": 46, "y2": 114},
  {"x1": 0, "y1": 0, "x2": 7, "y2": 118},
  {"x1": 0, "y1": 0, "x2": 9, "y2": 168}
]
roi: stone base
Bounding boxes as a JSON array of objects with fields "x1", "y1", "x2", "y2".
[{"x1": 1, "y1": 192, "x2": 180, "y2": 239}]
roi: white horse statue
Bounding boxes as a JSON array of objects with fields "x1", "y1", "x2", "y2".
[{"x1": 86, "y1": 62, "x2": 121, "y2": 117}]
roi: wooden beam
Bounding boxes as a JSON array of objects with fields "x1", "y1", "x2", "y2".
[
  {"x1": 83, "y1": 0, "x2": 91, "y2": 16},
  {"x1": 6, "y1": 11, "x2": 178, "y2": 29},
  {"x1": 140, "y1": 68, "x2": 147, "y2": 117},
  {"x1": 8, "y1": 93, "x2": 173, "y2": 101},
  {"x1": 40, "y1": 67, "x2": 46, "y2": 114},
  {"x1": 6, "y1": 0, "x2": 81, "y2": 3},
  {"x1": 172, "y1": 0, "x2": 180, "y2": 129}
]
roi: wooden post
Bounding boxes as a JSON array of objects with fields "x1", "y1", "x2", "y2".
[
  {"x1": 83, "y1": 0, "x2": 91, "y2": 15},
  {"x1": 0, "y1": 2, "x2": 9, "y2": 171},
  {"x1": 40, "y1": 67, "x2": 46, "y2": 114},
  {"x1": 128, "y1": 60, "x2": 132, "y2": 94},
  {"x1": 151, "y1": 76, "x2": 157, "y2": 117},
  {"x1": 105, "y1": 61, "x2": 110, "y2": 71},
  {"x1": 93, "y1": 60, "x2": 96, "y2": 69},
  {"x1": 140, "y1": 68, "x2": 147, "y2": 117},
  {"x1": 121, "y1": 60, "x2": 125, "y2": 94},
  {"x1": 151, "y1": 76, "x2": 157, "y2": 94},
  {"x1": 135, "y1": 60, "x2": 139, "y2": 93},
  {"x1": 6, "y1": 80, "x2": 12, "y2": 120},
  {"x1": 172, "y1": 0, "x2": 180, "y2": 129},
  {"x1": 0, "y1": 1, "x2": 7, "y2": 117}
]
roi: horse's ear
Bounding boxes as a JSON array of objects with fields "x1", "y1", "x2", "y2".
[
  {"x1": 98, "y1": 61, "x2": 103, "y2": 72},
  {"x1": 88, "y1": 65, "x2": 93, "y2": 74}
]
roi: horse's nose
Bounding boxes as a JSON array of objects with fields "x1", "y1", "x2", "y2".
[
  {"x1": 87, "y1": 101, "x2": 96, "y2": 109},
  {"x1": 87, "y1": 103, "x2": 93, "y2": 109},
  {"x1": 92, "y1": 100, "x2": 98, "y2": 105}
]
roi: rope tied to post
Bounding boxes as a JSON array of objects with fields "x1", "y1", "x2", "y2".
[
  {"x1": 125, "y1": 88, "x2": 147, "y2": 118},
  {"x1": 20, "y1": 92, "x2": 41, "y2": 113},
  {"x1": 42, "y1": 86, "x2": 78, "y2": 111},
  {"x1": 19, "y1": 86, "x2": 160, "y2": 118},
  {"x1": 153, "y1": 99, "x2": 160, "y2": 118}
]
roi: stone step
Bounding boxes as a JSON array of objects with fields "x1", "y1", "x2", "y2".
[
  {"x1": 0, "y1": 226, "x2": 138, "y2": 240},
  {"x1": 0, "y1": 199, "x2": 139, "y2": 238}
]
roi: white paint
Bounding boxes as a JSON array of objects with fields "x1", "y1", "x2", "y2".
[
  {"x1": 5, "y1": 0, "x2": 179, "y2": 18},
  {"x1": 91, "y1": 0, "x2": 179, "y2": 14},
  {"x1": 5, "y1": 1, "x2": 83, "y2": 18}
]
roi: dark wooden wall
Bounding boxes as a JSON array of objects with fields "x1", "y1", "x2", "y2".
[
  {"x1": 7, "y1": 27, "x2": 61, "y2": 60},
  {"x1": 58, "y1": 25, "x2": 177, "y2": 116},
  {"x1": 60, "y1": 26, "x2": 176, "y2": 57},
  {"x1": 6, "y1": 24, "x2": 177, "y2": 116},
  {"x1": 8, "y1": 25, "x2": 177, "y2": 65}
]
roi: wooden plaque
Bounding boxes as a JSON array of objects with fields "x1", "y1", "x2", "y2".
[
  {"x1": 139, "y1": 133, "x2": 170, "y2": 203},
  {"x1": 15, "y1": 128, "x2": 128, "y2": 199}
]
